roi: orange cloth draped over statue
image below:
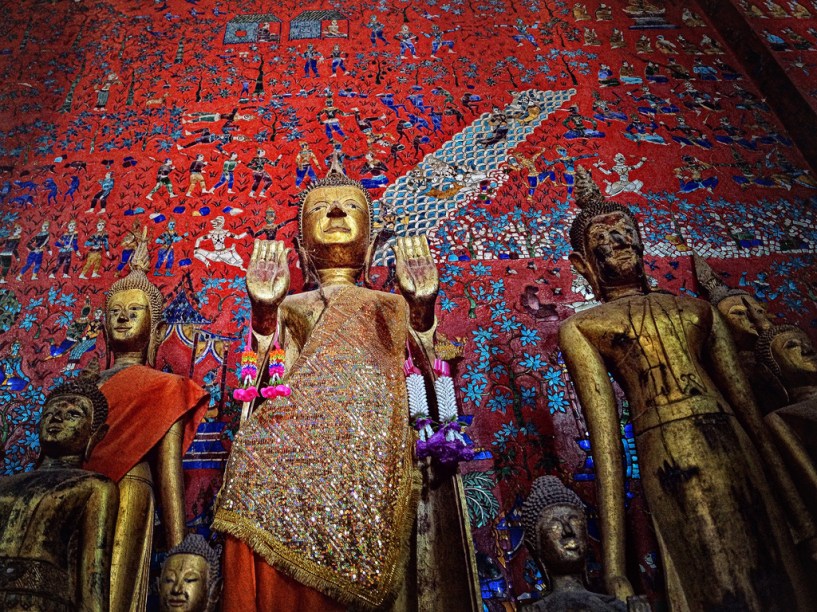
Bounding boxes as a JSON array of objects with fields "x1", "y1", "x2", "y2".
[
  {"x1": 222, "y1": 535, "x2": 344, "y2": 612},
  {"x1": 84, "y1": 364, "x2": 209, "y2": 482}
]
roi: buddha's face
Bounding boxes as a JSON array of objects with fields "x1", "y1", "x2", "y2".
[
  {"x1": 302, "y1": 185, "x2": 370, "y2": 269},
  {"x1": 39, "y1": 394, "x2": 94, "y2": 457},
  {"x1": 535, "y1": 503, "x2": 587, "y2": 575},
  {"x1": 717, "y1": 294, "x2": 771, "y2": 349},
  {"x1": 106, "y1": 288, "x2": 152, "y2": 354},
  {"x1": 159, "y1": 554, "x2": 210, "y2": 612},
  {"x1": 584, "y1": 211, "x2": 644, "y2": 289},
  {"x1": 772, "y1": 329, "x2": 817, "y2": 387}
]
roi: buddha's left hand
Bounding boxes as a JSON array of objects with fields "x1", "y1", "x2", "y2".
[{"x1": 393, "y1": 235, "x2": 439, "y2": 331}]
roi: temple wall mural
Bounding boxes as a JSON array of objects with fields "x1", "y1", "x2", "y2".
[{"x1": 1, "y1": 0, "x2": 816, "y2": 609}]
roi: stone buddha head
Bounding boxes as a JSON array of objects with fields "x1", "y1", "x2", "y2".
[
  {"x1": 693, "y1": 254, "x2": 771, "y2": 351},
  {"x1": 105, "y1": 260, "x2": 166, "y2": 367},
  {"x1": 756, "y1": 325, "x2": 817, "y2": 403},
  {"x1": 568, "y1": 167, "x2": 649, "y2": 300},
  {"x1": 298, "y1": 172, "x2": 374, "y2": 279},
  {"x1": 39, "y1": 376, "x2": 109, "y2": 463},
  {"x1": 522, "y1": 476, "x2": 588, "y2": 579},
  {"x1": 159, "y1": 534, "x2": 221, "y2": 612},
  {"x1": 715, "y1": 294, "x2": 771, "y2": 350}
]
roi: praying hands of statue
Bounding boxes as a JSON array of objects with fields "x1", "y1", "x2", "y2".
[
  {"x1": 246, "y1": 239, "x2": 291, "y2": 336},
  {"x1": 392, "y1": 235, "x2": 439, "y2": 333}
]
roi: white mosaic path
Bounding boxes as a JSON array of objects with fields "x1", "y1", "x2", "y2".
[{"x1": 373, "y1": 88, "x2": 577, "y2": 265}]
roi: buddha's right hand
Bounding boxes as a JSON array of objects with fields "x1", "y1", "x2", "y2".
[
  {"x1": 247, "y1": 239, "x2": 290, "y2": 335},
  {"x1": 606, "y1": 574, "x2": 635, "y2": 603}
]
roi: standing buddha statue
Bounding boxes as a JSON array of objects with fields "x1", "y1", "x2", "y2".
[
  {"x1": 213, "y1": 168, "x2": 474, "y2": 611},
  {"x1": 755, "y1": 325, "x2": 817, "y2": 517},
  {"x1": 558, "y1": 167, "x2": 813, "y2": 610},
  {"x1": 83, "y1": 239, "x2": 209, "y2": 611}
]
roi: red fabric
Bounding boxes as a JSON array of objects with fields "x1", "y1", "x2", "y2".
[
  {"x1": 85, "y1": 364, "x2": 208, "y2": 482},
  {"x1": 221, "y1": 535, "x2": 344, "y2": 612}
]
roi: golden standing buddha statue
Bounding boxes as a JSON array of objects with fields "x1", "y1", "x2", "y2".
[
  {"x1": 213, "y1": 170, "x2": 477, "y2": 611},
  {"x1": 159, "y1": 534, "x2": 222, "y2": 612},
  {"x1": 558, "y1": 168, "x2": 812, "y2": 610},
  {"x1": 82, "y1": 239, "x2": 209, "y2": 611},
  {"x1": 0, "y1": 376, "x2": 118, "y2": 611}
]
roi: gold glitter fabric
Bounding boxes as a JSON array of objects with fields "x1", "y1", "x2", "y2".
[{"x1": 214, "y1": 287, "x2": 417, "y2": 610}]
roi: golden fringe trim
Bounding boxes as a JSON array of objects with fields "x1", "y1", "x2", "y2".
[{"x1": 213, "y1": 444, "x2": 421, "y2": 612}]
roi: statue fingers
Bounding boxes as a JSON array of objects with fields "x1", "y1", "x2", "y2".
[
  {"x1": 269, "y1": 240, "x2": 281, "y2": 261},
  {"x1": 417, "y1": 234, "x2": 432, "y2": 258},
  {"x1": 405, "y1": 236, "x2": 419, "y2": 260},
  {"x1": 391, "y1": 237, "x2": 407, "y2": 263},
  {"x1": 251, "y1": 239, "x2": 261, "y2": 263},
  {"x1": 276, "y1": 245, "x2": 290, "y2": 268}
]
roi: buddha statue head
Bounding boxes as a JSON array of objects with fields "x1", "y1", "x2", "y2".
[
  {"x1": 39, "y1": 375, "x2": 109, "y2": 464},
  {"x1": 568, "y1": 167, "x2": 649, "y2": 301},
  {"x1": 105, "y1": 243, "x2": 166, "y2": 367},
  {"x1": 298, "y1": 170, "x2": 375, "y2": 284},
  {"x1": 159, "y1": 534, "x2": 221, "y2": 612},
  {"x1": 756, "y1": 325, "x2": 817, "y2": 404},
  {"x1": 693, "y1": 254, "x2": 771, "y2": 351},
  {"x1": 522, "y1": 475, "x2": 587, "y2": 579}
]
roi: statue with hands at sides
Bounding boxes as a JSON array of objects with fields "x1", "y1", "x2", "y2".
[{"x1": 558, "y1": 167, "x2": 814, "y2": 611}]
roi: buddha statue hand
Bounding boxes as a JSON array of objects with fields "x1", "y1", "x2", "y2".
[
  {"x1": 606, "y1": 574, "x2": 635, "y2": 603},
  {"x1": 247, "y1": 239, "x2": 291, "y2": 336},
  {"x1": 392, "y1": 235, "x2": 439, "y2": 332}
]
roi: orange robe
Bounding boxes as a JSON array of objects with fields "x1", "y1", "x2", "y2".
[
  {"x1": 85, "y1": 364, "x2": 209, "y2": 481},
  {"x1": 222, "y1": 536, "x2": 344, "y2": 612}
]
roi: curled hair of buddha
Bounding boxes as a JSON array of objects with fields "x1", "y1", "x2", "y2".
[
  {"x1": 166, "y1": 534, "x2": 221, "y2": 596},
  {"x1": 47, "y1": 375, "x2": 109, "y2": 433},
  {"x1": 692, "y1": 253, "x2": 750, "y2": 306},
  {"x1": 569, "y1": 166, "x2": 640, "y2": 255},
  {"x1": 756, "y1": 325, "x2": 801, "y2": 379},
  {"x1": 522, "y1": 476, "x2": 583, "y2": 548}
]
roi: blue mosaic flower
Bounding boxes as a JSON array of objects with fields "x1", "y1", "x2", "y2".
[
  {"x1": 519, "y1": 326, "x2": 540, "y2": 346},
  {"x1": 519, "y1": 353, "x2": 545, "y2": 370}
]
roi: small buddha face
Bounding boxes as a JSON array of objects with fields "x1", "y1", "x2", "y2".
[
  {"x1": 772, "y1": 328, "x2": 817, "y2": 388},
  {"x1": 535, "y1": 503, "x2": 587, "y2": 575},
  {"x1": 159, "y1": 554, "x2": 210, "y2": 612},
  {"x1": 584, "y1": 211, "x2": 644, "y2": 289},
  {"x1": 106, "y1": 288, "x2": 152, "y2": 354},
  {"x1": 717, "y1": 294, "x2": 771, "y2": 348},
  {"x1": 301, "y1": 185, "x2": 370, "y2": 268},
  {"x1": 39, "y1": 393, "x2": 94, "y2": 457}
]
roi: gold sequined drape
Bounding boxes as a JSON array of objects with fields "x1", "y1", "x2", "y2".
[{"x1": 215, "y1": 287, "x2": 417, "y2": 610}]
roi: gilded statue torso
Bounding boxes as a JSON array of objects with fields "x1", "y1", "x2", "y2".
[
  {"x1": 567, "y1": 293, "x2": 727, "y2": 423},
  {"x1": 0, "y1": 469, "x2": 114, "y2": 564}
]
